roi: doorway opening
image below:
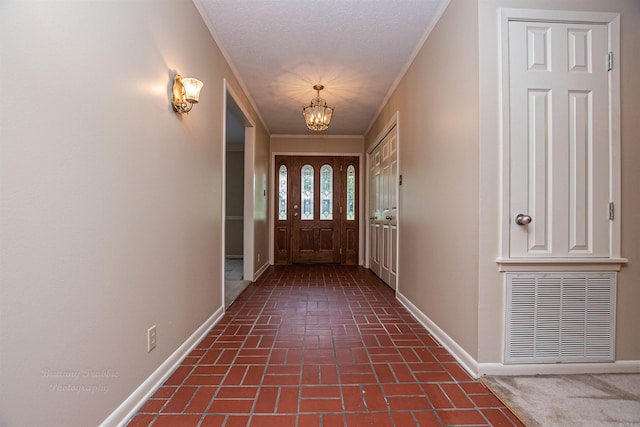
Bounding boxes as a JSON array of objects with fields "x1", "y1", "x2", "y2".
[{"x1": 223, "y1": 81, "x2": 255, "y2": 308}]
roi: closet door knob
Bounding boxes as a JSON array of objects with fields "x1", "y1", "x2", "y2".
[{"x1": 515, "y1": 214, "x2": 532, "y2": 225}]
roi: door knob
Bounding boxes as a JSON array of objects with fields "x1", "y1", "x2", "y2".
[
  {"x1": 386, "y1": 216, "x2": 393, "y2": 220},
  {"x1": 293, "y1": 212, "x2": 298, "y2": 217},
  {"x1": 514, "y1": 214, "x2": 532, "y2": 225}
]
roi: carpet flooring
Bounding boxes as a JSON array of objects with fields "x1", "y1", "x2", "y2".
[
  {"x1": 482, "y1": 373, "x2": 640, "y2": 427},
  {"x1": 225, "y1": 258, "x2": 251, "y2": 308},
  {"x1": 225, "y1": 258, "x2": 244, "y2": 281}
]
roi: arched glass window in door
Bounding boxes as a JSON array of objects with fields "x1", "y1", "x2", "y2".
[
  {"x1": 301, "y1": 164, "x2": 314, "y2": 220},
  {"x1": 320, "y1": 164, "x2": 333, "y2": 220},
  {"x1": 278, "y1": 165, "x2": 287, "y2": 220},
  {"x1": 346, "y1": 165, "x2": 356, "y2": 220}
]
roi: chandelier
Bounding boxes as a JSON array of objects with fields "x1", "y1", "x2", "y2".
[{"x1": 302, "y1": 84, "x2": 334, "y2": 131}]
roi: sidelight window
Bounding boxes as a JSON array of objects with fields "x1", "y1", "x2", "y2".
[
  {"x1": 346, "y1": 165, "x2": 355, "y2": 220},
  {"x1": 320, "y1": 164, "x2": 333, "y2": 220},
  {"x1": 301, "y1": 164, "x2": 314, "y2": 220},
  {"x1": 278, "y1": 165, "x2": 287, "y2": 220}
]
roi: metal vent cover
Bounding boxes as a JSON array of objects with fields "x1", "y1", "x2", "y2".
[{"x1": 505, "y1": 272, "x2": 616, "y2": 364}]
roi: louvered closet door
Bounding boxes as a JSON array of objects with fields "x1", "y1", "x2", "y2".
[{"x1": 509, "y1": 21, "x2": 610, "y2": 257}]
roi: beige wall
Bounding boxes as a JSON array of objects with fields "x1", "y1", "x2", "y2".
[
  {"x1": 0, "y1": 1, "x2": 268, "y2": 425},
  {"x1": 478, "y1": 0, "x2": 640, "y2": 363},
  {"x1": 365, "y1": 0, "x2": 481, "y2": 359},
  {"x1": 271, "y1": 135, "x2": 364, "y2": 155}
]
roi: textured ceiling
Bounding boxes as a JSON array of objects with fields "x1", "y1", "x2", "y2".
[{"x1": 196, "y1": 0, "x2": 447, "y2": 136}]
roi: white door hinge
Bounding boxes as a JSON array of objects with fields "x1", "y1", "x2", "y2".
[{"x1": 607, "y1": 52, "x2": 614, "y2": 71}]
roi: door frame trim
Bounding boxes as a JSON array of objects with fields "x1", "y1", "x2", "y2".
[
  {"x1": 497, "y1": 9, "x2": 621, "y2": 263},
  {"x1": 269, "y1": 152, "x2": 365, "y2": 265},
  {"x1": 222, "y1": 79, "x2": 256, "y2": 299}
]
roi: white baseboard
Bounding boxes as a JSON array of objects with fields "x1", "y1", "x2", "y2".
[
  {"x1": 479, "y1": 360, "x2": 640, "y2": 376},
  {"x1": 254, "y1": 261, "x2": 269, "y2": 281},
  {"x1": 100, "y1": 306, "x2": 225, "y2": 427},
  {"x1": 396, "y1": 291, "x2": 480, "y2": 378}
]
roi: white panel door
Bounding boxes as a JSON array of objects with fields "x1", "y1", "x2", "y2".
[
  {"x1": 369, "y1": 148, "x2": 382, "y2": 277},
  {"x1": 382, "y1": 130, "x2": 398, "y2": 289},
  {"x1": 509, "y1": 21, "x2": 610, "y2": 258},
  {"x1": 369, "y1": 125, "x2": 398, "y2": 289}
]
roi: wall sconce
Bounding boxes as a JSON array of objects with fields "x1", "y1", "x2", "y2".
[{"x1": 172, "y1": 74, "x2": 204, "y2": 114}]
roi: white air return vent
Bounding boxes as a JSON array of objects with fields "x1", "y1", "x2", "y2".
[{"x1": 505, "y1": 272, "x2": 616, "y2": 364}]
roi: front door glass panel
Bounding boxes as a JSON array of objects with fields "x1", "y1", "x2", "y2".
[
  {"x1": 320, "y1": 164, "x2": 333, "y2": 220},
  {"x1": 301, "y1": 164, "x2": 314, "y2": 220},
  {"x1": 278, "y1": 165, "x2": 287, "y2": 220},
  {"x1": 346, "y1": 165, "x2": 356, "y2": 220}
]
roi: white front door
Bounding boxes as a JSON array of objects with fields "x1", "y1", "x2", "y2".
[
  {"x1": 509, "y1": 20, "x2": 611, "y2": 258},
  {"x1": 369, "y1": 125, "x2": 398, "y2": 289}
]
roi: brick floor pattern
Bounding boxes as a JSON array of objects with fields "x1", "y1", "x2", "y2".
[{"x1": 127, "y1": 265, "x2": 524, "y2": 427}]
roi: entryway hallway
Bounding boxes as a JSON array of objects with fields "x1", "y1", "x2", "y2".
[{"x1": 127, "y1": 265, "x2": 523, "y2": 426}]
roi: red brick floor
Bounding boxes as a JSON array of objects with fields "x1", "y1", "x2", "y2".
[{"x1": 127, "y1": 265, "x2": 524, "y2": 427}]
